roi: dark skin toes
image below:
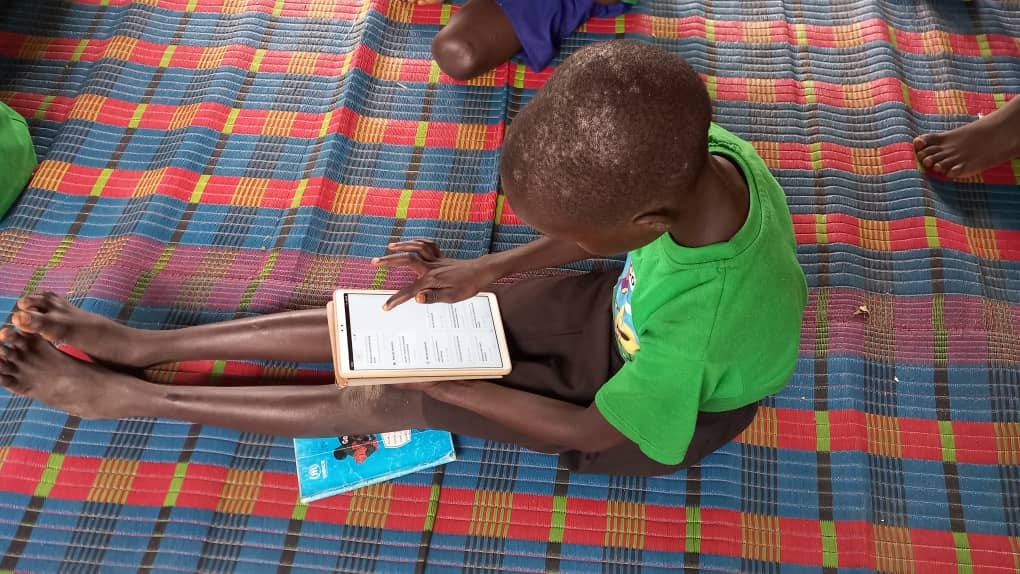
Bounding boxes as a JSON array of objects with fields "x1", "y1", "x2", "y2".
[
  {"x1": 0, "y1": 331, "x2": 139, "y2": 419},
  {"x1": 16, "y1": 292, "x2": 60, "y2": 312},
  {"x1": 0, "y1": 373, "x2": 21, "y2": 392},
  {"x1": 10, "y1": 311, "x2": 40, "y2": 333},
  {"x1": 0, "y1": 344, "x2": 20, "y2": 363},
  {"x1": 0, "y1": 358, "x2": 16, "y2": 376}
]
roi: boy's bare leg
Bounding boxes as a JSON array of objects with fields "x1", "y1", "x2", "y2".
[
  {"x1": 914, "y1": 95, "x2": 1020, "y2": 178},
  {"x1": 11, "y1": 292, "x2": 333, "y2": 367},
  {"x1": 430, "y1": 0, "x2": 522, "y2": 81},
  {"x1": 0, "y1": 328, "x2": 426, "y2": 436}
]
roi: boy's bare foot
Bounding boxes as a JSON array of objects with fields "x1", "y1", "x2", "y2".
[
  {"x1": 914, "y1": 101, "x2": 1020, "y2": 179},
  {"x1": 0, "y1": 328, "x2": 140, "y2": 419},
  {"x1": 11, "y1": 292, "x2": 152, "y2": 368}
]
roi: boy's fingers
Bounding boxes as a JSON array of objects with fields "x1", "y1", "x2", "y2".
[
  {"x1": 383, "y1": 283, "x2": 426, "y2": 310},
  {"x1": 387, "y1": 240, "x2": 425, "y2": 251},
  {"x1": 387, "y1": 240, "x2": 441, "y2": 260},
  {"x1": 371, "y1": 252, "x2": 429, "y2": 274}
]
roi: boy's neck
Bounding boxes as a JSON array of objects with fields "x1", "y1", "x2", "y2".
[{"x1": 667, "y1": 153, "x2": 750, "y2": 248}]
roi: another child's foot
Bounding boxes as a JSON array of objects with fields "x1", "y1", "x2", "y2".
[
  {"x1": 0, "y1": 328, "x2": 141, "y2": 419},
  {"x1": 914, "y1": 109, "x2": 1020, "y2": 178},
  {"x1": 11, "y1": 292, "x2": 153, "y2": 368}
]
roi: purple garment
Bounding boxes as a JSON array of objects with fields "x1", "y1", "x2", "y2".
[{"x1": 495, "y1": 0, "x2": 632, "y2": 71}]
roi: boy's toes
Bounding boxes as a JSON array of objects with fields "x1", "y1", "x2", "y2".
[
  {"x1": 913, "y1": 135, "x2": 930, "y2": 151},
  {"x1": 946, "y1": 164, "x2": 966, "y2": 178},
  {"x1": 933, "y1": 159, "x2": 960, "y2": 175},
  {"x1": 12, "y1": 310, "x2": 43, "y2": 334},
  {"x1": 16, "y1": 292, "x2": 60, "y2": 312},
  {"x1": 11, "y1": 309, "x2": 65, "y2": 342},
  {"x1": 0, "y1": 331, "x2": 26, "y2": 356},
  {"x1": 0, "y1": 355, "x2": 16, "y2": 375}
]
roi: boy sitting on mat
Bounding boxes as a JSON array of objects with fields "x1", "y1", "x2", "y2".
[
  {"x1": 409, "y1": 0, "x2": 637, "y2": 81},
  {"x1": 0, "y1": 41, "x2": 806, "y2": 476}
]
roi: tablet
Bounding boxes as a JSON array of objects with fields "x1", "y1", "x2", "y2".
[{"x1": 330, "y1": 289, "x2": 512, "y2": 386}]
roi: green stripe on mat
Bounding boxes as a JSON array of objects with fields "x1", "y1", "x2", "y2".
[
  {"x1": 162, "y1": 462, "x2": 190, "y2": 507},
  {"x1": 34, "y1": 453, "x2": 65, "y2": 498},
  {"x1": 685, "y1": 506, "x2": 701, "y2": 553},
  {"x1": 821, "y1": 520, "x2": 838, "y2": 569},
  {"x1": 548, "y1": 494, "x2": 567, "y2": 544}
]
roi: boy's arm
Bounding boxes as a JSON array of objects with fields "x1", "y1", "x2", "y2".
[
  {"x1": 375, "y1": 236, "x2": 592, "y2": 309},
  {"x1": 424, "y1": 380, "x2": 627, "y2": 453},
  {"x1": 478, "y1": 236, "x2": 592, "y2": 277}
]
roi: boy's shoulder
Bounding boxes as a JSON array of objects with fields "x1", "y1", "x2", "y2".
[{"x1": 707, "y1": 123, "x2": 761, "y2": 164}]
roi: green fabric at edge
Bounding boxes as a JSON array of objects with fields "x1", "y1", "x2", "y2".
[{"x1": 0, "y1": 101, "x2": 37, "y2": 219}]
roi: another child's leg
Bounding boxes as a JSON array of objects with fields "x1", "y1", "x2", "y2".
[
  {"x1": 431, "y1": 0, "x2": 521, "y2": 81},
  {"x1": 914, "y1": 95, "x2": 1020, "y2": 178},
  {"x1": 10, "y1": 292, "x2": 333, "y2": 367},
  {"x1": 0, "y1": 328, "x2": 427, "y2": 437}
]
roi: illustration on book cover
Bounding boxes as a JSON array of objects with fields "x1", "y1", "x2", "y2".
[{"x1": 294, "y1": 429, "x2": 455, "y2": 502}]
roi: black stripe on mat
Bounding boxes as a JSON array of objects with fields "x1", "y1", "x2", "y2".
[
  {"x1": 139, "y1": 424, "x2": 202, "y2": 572},
  {"x1": 413, "y1": 465, "x2": 448, "y2": 574},
  {"x1": 388, "y1": 76, "x2": 442, "y2": 249},
  {"x1": 543, "y1": 466, "x2": 571, "y2": 574}
]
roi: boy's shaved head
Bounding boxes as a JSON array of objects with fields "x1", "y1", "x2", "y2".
[{"x1": 500, "y1": 40, "x2": 712, "y2": 227}]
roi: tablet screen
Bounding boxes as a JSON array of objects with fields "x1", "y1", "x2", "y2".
[{"x1": 343, "y1": 293, "x2": 504, "y2": 371}]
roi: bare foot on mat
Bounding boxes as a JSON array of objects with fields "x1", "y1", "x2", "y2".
[
  {"x1": 0, "y1": 328, "x2": 139, "y2": 419},
  {"x1": 11, "y1": 292, "x2": 152, "y2": 368},
  {"x1": 914, "y1": 98, "x2": 1020, "y2": 179}
]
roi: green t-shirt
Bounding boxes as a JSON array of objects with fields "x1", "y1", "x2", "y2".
[
  {"x1": 0, "y1": 101, "x2": 36, "y2": 218},
  {"x1": 594, "y1": 123, "x2": 807, "y2": 465}
]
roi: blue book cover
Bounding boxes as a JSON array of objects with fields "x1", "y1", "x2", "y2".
[{"x1": 293, "y1": 429, "x2": 456, "y2": 503}]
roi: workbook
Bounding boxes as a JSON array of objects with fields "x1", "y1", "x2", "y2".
[
  {"x1": 293, "y1": 429, "x2": 456, "y2": 503},
  {"x1": 326, "y1": 289, "x2": 512, "y2": 387}
]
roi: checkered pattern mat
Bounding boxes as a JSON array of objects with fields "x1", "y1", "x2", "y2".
[{"x1": 1, "y1": 0, "x2": 1018, "y2": 571}]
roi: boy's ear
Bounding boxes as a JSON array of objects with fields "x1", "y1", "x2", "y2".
[{"x1": 632, "y1": 211, "x2": 672, "y2": 233}]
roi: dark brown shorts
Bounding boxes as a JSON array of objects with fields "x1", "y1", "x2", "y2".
[{"x1": 422, "y1": 271, "x2": 758, "y2": 476}]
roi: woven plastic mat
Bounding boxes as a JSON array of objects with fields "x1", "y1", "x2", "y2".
[{"x1": 0, "y1": 0, "x2": 1018, "y2": 571}]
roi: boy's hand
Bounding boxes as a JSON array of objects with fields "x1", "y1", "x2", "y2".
[{"x1": 372, "y1": 240, "x2": 500, "y2": 310}]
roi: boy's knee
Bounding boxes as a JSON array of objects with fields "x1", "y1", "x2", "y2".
[{"x1": 431, "y1": 31, "x2": 482, "y2": 81}]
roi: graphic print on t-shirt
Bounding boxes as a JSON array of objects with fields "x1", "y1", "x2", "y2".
[{"x1": 613, "y1": 255, "x2": 640, "y2": 360}]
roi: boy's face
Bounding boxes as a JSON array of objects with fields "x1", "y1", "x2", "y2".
[{"x1": 511, "y1": 193, "x2": 664, "y2": 256}]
